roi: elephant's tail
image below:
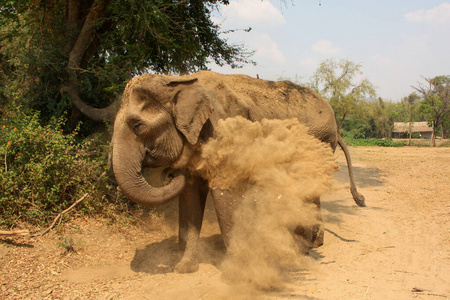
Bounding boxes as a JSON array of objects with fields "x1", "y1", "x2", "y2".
[{"x1": 337, "y1": 135, "x2": 366, "y2": 207}]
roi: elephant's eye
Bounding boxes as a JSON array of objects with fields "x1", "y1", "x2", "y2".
[
  {"x1": 127, "y1": 117, "x2": 145, "y2": 135},
  {"x1": 132, "y1": 121, "x2": 145, "y2": 134}
]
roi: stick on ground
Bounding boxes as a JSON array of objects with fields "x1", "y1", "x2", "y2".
[
  {"x1": 33, "y1": 193, "x2": 89, "y2": 237},
  {"x1": 0, "y1": 230, "x2": 30, "y2": 237}
]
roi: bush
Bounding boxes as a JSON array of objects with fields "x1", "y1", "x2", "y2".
[
  {"x1": 0, "y1": 104, "x2": 118, "y2": 228},
  {"x1": 344, "y1": 137, "x2": 405, "y2": 147},
  {"x1": 341, "y1": 118, "x2": 375, "y2": 139}
]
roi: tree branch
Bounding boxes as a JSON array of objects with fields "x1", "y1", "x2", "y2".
[{"x1": 60, "y1": 85, "x2": 119, "y2": 123}]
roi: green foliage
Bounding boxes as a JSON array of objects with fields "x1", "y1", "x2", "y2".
[
  {"x1": 344, "y1": 137, "x2": 405, "y2": 147},
  {"x1": 414, "y1": 75, "x2": 450, "y2": 145},
  {"x1": 341, "y1": 118, "x2": 374, "y2": 139},
  {"x1": 0, "y1": 0, "x2": 252, "y2": 129},
  {"x1": 0, "y1": 103, "x2": 118, "y2": 227},
  {"x1": 310, "y1": 58, "x2": 376, "y2": 126},
  {"x1": 0, "y1": 1, "x2": 250, "y2": 227}
]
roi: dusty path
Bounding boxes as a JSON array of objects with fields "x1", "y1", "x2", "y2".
[{"x1": 1, "y1": 146, "x2": 449, "y2": 299}]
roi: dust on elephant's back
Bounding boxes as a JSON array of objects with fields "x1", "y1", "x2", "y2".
[{"x1": 196, "y1": 72, "x2": 337, "y2": 147}]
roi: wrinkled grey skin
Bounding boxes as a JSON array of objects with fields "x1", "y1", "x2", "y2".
[{"x1": 112, "y1": 71, "x2": 365, "y2": 273}]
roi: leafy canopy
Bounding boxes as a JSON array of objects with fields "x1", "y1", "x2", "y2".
[
  {"x1": 310, "y1": 58, "x2": 376, "y2": 126},
  {"x1": 413, "y1": 75, "x2": 450, "y2": 146},
  {"x1": 0, "y1": 0, "x2": 252, "y2": 124}
]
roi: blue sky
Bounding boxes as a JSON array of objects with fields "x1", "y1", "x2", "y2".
[{"x1": 209, "y1": 0, "x2": 450, "y2": 101}]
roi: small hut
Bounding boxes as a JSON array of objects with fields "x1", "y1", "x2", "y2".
[{"x1": 393, "y1": 122, "x2": 433, "y2": 139}]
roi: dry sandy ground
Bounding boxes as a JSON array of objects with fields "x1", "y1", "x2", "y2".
[{"x1": 1, "y1": 146, "x2": 449, "y2": 299}]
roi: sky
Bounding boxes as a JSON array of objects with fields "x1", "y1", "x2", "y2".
[{"x1": 208, "y1": 0, "x2": 450, "y2": 101}]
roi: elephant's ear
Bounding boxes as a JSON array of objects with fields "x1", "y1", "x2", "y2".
[{"x1": 171, "y1": 79, "x2": 214, "y2": 145}]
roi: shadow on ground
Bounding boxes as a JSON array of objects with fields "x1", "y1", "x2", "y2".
[
  {"x1": 337, "y1": 162, "x2": 384, "y2": 188},
  {"x1": 130, "y1": 234, "x2": 225, "y2": 274},
  {"x1": 321, "y1": 163, "x2": 385, "y2": 224}
]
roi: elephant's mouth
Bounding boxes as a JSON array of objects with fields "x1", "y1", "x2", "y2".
[
  {"x1": 142, "y1": 166, "x2": 180, "y2": 188},
  {"x1": 143, "y1": 144, "x2": 182, "y2": 168},
  {"x1": 143, "y1": 150, "x2": 161, "y2": 168}
]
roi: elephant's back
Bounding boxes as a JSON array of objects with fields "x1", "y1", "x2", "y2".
[
  {"x1": 194, "y1": 71, "x2": 338, "y2": 147},
  {"x1": 196, "y1": 71, "x2": 326, "y2": 115}
]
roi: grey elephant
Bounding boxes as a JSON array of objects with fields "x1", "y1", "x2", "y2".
[{"x1": 111, "y1": 71, "x2": 365, "y2": 273}]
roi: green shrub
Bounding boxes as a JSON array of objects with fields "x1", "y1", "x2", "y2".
[
  {"x1": 344, "y1": 137, "x2": 405, "y2": 147},
  {"x1": 340, "y1": 118, "x2": 379, "y2": 139},
  {"x1": 0, "y1": 104, "x2": 118, "y2": 227}
]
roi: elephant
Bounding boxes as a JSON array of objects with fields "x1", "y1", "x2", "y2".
[{"x1": 111, "y1": 71, "x2": 365, "y2": 273}]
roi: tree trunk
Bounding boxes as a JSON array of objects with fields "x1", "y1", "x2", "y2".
[
  {"x1": 408, "y1": 107, "x2": 412, "y2": 146},
  {"x1": 61, "y1": 0, "x2": 115, "y2": 122},
  {"x1": 63, "y1": 0, "x2": 81, "y2": 55},
  {"x1": 67, "y1": 0, "x2": 110, "y2": 72},
  {"x1": 431, "y1": 122, "x2": 436, "y2": 147},
  {"x1": 408, "y1": 122, "x2": 412, "y2": 146}
]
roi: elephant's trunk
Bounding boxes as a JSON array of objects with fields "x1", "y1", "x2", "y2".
[{"x1": 112, "y1": 112, "x2": 185, "y2": 206}]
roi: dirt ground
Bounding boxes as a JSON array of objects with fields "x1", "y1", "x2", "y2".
[{"x1": 1, "y1": 146, "x2": 449, "y2": 299}]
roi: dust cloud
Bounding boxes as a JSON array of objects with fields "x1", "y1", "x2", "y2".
[{"x1": 194, "y1": 116, "x2": 339, "y2": 292}]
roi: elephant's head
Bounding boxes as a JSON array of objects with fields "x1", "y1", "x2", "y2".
[{"x1": 112, "y1": 74, "x2": 214, "y2": 206}]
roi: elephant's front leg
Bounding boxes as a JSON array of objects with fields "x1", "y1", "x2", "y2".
[
  {"x1": 174, "y1": 175, "x2": 208, "y2": 273},
  {"x1": 211, "y1": 185, "x2": 247, "y2": 249}
]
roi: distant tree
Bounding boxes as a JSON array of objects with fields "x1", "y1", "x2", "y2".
[
  {"x1": 0, "y1": 0, "x2": 252, "y2": 125},
  {"x1": 310, "y1": 58, "x2": 376, "y2": 126},
  {"x1": 413, "y1": 76, "x2": 450, "y2": 146},
  {"x1": 404, "y1": 93, "x2": 420, "y2": 145},
  {"x1": 442, "y1": 116, "x2": 450, "y2": 139},
  {"x1": 371, "y1": 98, "x2": 393, "y2": 138},
  {"x1": 349, "y1": 98, "x2": 394, "y2": 139}
]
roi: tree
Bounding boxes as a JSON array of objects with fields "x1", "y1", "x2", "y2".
[
  {"x1": 342, "y1": 98, "x2": 394, "y2": 139},
  {"x1": 413, "y1": 76, "x2": 450, "y2": 146},
  {"x1": 0, "y1": 0, "x2": 252, "y2": 125},
  {"x1": 310, "y1": 58, "x2": 376, "y2": 127},
  {"x1": 370, "y1": 97, "x2": 394, "y2": 139},
  {"x1": 404, "y1": 93, "x2": 420, "y2": 145}
]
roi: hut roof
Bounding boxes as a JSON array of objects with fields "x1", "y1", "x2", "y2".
[{"x1": 393, "y1": 122, "x2": 433, "y2": 133}]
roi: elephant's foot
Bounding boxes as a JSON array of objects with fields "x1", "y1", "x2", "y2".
[
  {"x1": 311, "y1": 224, "x2": 324, "y2": 248},
  {"x1": 294, "y1": 223, "x2": 324, "y2": 252},
  {"x1": 174, "y1": 256, "x2": 199, "y2": 273}
]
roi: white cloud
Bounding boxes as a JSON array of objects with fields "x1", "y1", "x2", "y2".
[
  {"x1": 208, "y1": 32, "x2": 286, "y2": 80},
  {"x1": 311, "y1": 40, "x2": 341, "y2": 55},
  {"x1": 253, "y1": 34, "x2": 286, "y2": 63},
  {"x1": 299, "y1": 58, "x2": 317, "y2": 68},
  {"x1": 405, "y1": 3, "x2": 450, "y2": 25},
  {"x1": 218, "y1": 0, "x2": 286, "y2": 28},
  {"x1": 370, "y1": 54, "x2": 390, "y2": 66}
]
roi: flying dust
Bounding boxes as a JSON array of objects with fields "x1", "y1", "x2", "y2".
[{"x1": 192, "y1": 116, "x2": 340, "y2": 294}]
